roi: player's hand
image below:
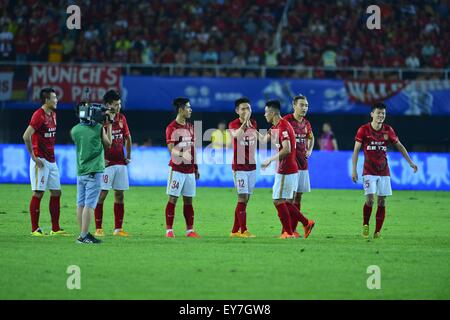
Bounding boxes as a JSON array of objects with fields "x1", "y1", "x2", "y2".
[
  {"x1": 34, "y1": 157, "x2": 44, "y2": 168},
  {"x1": 105, "y1": 159, "x2": 110, "y2": 166},
  {"x1": 195, "y1": 171, "x2": 200, "y2": 180},
  {"x1": 410, "y1": 162, "x2": 418, "y2": 173},
  {"x1": 105, "y1": 110, "x2": 114, "y2": 122},
  {"x1": 261, "y1": 159, "x2": 271, "y2": 169},
  {"x1": 125, "y1": 159, "x2": 131, "y2": 165},
  {"x1": 352, "y1": 170, "x2": 358, "y2": 183},
  {"x1": 181, "y1": 151, "x2": 192, "y2": 163}
]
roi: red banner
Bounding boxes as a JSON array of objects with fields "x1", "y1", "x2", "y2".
[
  {"x1": 345, "y1": 79, "x2": 407, "y2": 104},
  {"x1": 29, "y1": 64, "x2": 121, "y2": 103}
]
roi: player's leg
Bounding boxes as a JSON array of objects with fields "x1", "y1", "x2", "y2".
[
  {"x1": 362, "y1": 175, "x2": 377, "y2": 238},
  {"x1": 47, "y1": 161, "x2": 66, "y2": 235},
  {"x1": 374, "y1": 196, "x2": 386, "y2": 238},
  {"x1": 272, "y1": 173, "x2": 294, "y2": 238},
  {"x1": 182, "y1": 173, "x2": 200, "y2": 238},
  {"x1": 374, "y1": 176, "x2": 391, "y2": 238},
  {"x1": 165, "y1": 168, "x2": 185, "y2": 237},
  {"x1": 112, "y1": 165, "x2": 129, "y2": 236},
  {"x1": 283, "y1": 173, "x2": 314, "y2": 238},
  {"x1": 231, "y1": 171, "x2": 253, "y2": 237},
  {"x1": 95, "y1": 167, "x2": 114, "y2": 235},
  {"x1": 113, "y1": 190, "x2": 128, "y2": 236},
  {"x1": 295, "y1": 169, "x2": 311, "y2": 212},
  {"x1": 94, "y1": 190, "x2": 108, "y2": 236},
  {"x1": 29, "y1": 157, "x2": 49, "y2": 235}
]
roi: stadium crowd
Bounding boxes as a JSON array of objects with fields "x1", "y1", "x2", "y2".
[{"x1": 0, "y1": 0, "x2": 449, "y2": 73}]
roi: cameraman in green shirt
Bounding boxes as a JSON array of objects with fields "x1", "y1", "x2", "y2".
[{"x1": 71, "y1": 103, "x2": 113, "y2": 244}]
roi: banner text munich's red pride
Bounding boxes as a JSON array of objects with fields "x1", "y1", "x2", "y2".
[{"x1": 30, "y1": 64, "x2": 121, "y2": 103}]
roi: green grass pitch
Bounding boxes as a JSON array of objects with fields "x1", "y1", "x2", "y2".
[{"x1": 0, "y1": 184, "x2": 449, "y2": 299}]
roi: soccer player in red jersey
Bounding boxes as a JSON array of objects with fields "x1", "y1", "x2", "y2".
[
  {"x1": 282, "y1": 94, "x2": 314, "y2": 236},
  {"x1": 261, "y1": 100, "x2": 315, "y2": 239},
  {"x1": 22, "y1": 88, "x2": 67, "y2": 236},
  {"x1": 352, "y1": 102, "x2": 418, "y2": 239},
  {"x1": 94, "y1": 90, "x2": 132, "y2": 237},
  {"x1": 228, "y1": 97, "x2": 258, "y2": 238},
  {"x1": 165, "y1": 97, "x2": 201, "y2": 238}
]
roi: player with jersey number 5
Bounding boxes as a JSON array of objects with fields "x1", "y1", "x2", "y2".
[
  {"x1": 94, "y1": 90, "x2": 132, "y2": 237},
  {"x1": 352, "y1": 102, "x2": 418, "y2": 239}
]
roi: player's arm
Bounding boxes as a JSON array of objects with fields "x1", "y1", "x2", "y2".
[
  {"x1": 394, "y1": 141, "x2": 418, "y2": 172},
  {"x1": 256, "y1": 128, "x2": 271, "y2": 144},
  {"x1": 22, "y1": 125, "x2": 43, "y2": 168},
  {"x1": 351, "y1": 141, "x2": 362, "y2": 182},
  {"x1": 167, "y1": 143, "x2": 192, "y2": 162},
  {"x1": 261, "y1": 139, "x2": 291, "y2": 169},
  {"x1": 102, "y1": 112, "x2": 114, "y2": 149},
  {"x1": 125, "y1": 134, "x2": 132, "y2": 164},
  {"x1": 306, "y1": 132, "x2": 314, "y2": 158},
  {"x1": 332, "y1": 137, "x2": 339, "y2": 151},
  {"x1": 229, "y1": 121, "x2": 248, "y2": 139}
]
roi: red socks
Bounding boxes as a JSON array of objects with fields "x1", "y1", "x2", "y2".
[
  {"x1": 114, "y1": 203, "x2": 124, "y2": 230},
  {"x1": 285, "y1": 202, "x2": 309, "y2": 227},
  {"x1": 166, "y1": 202, "x2": 195, "y2": 230},
  {"x1": 165, "y1": 202, "x2": 175, "y2": 229},
  {"x1": 375, "y1": 206, "x2": 386, "y2": 233},
  {"x1": 363, "y1": 203, "x2": 372, "y2": 225},
  {"x1": 183, "y1": 204, "x2": 194, "y2": 230},
  {"x1": 232, "y1": 202, "x2": 247, "y2": 233},
  {"x1": 232, "y1": 210, "x2": 240, "y2": 233},
  {"x1": 49, "y1": 195, "x2": 61, "y2": 232},
  {"x1": 94, "y1": 203, "x2": 103, "y2": 229},
  {"x1": 275, "y1": 203, "x2": 293, "y2": 235},
  {"x1": 29, "y1": 196, "x2": 41, "y2": 232}
]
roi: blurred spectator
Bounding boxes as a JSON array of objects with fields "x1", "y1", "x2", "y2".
[
  {"x1": 62, "y1": 33, "x2": 75, "y2": 61},
  {"x1": 322, "y1": 46, "x2": 337, "y2": 68},
  {"x1": 211, "y1": 121, "x2": 232, "y2": 149},
  {"x1": 142, "y1": 138, "x2": 153, "y2": 147},
  {"x1": 0, "y1": 0, "x2": 447, "y2": 75},
  {"x1": 48, "y1": 36, "x2": 63, "y2": 63},
  {"x1": 318, "y1": 123, "x2": 338, "y2": 151},
  {"x1": 405, "y1": 51, "x2": 421, "y2": 68},
  {"x1": 14, "y1": 27, "x2": 28, "y2": 62},
  {"x1": 0, "y1": 24, "x2": 13, "y2": 60},
  {"x1": 219, "y1": 42, "x2": 234, "y2": 64}
]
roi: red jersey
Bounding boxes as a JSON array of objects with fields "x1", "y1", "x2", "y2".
[
  {"x1": 283, "y1": 114, "x2": 312, "y2": 170},
  {"x1": 104, "y1": 113, "x2": 130, "y2": 167},
  {"x1": 228, "y1": 118, "x2": 257, "y2": 171},
  {"x1": 166, "y1": 119, "x2": 196, "y2": 174},
  {"x1": 29, "y1": 107, "x2": 56, "y2": 163},
  {"x1": 355, "y1": 123, "x2": 399, "y2": 176},
  {"x1": 271, "y1": 118, "x2": 298, "y2": 175}
]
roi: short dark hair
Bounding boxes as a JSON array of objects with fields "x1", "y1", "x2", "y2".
[
  {"x1": 173, "y1": 97, "x2": 190, "y2": 112},
  {"x1": 371, "y1": 102, "x2": 387, "y2": 111},
  {"x1": 293, "y1": 94, "x2": 307, "y2": 104},
  {"x1": 235, "y1": 97, "x2": 250, "y2": 109},
  {"x1": 103, "y1": 90, "x2": 121, "y2": 105},
  {"x1": 40, "y1": 88, "x2": 56, "y2": 104},
  {"x1": 265, "y1": 99, "x2": 281, "y2": 111}
]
